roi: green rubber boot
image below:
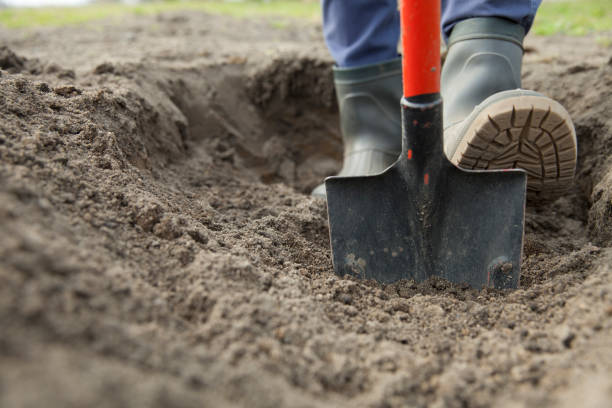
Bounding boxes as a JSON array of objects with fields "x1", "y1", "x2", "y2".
[
  {"x1": 311, "y1": 58, "x2": 403, "y2": 197},
  {"x1": 442, "y1": 17, "x2": 577, "y2": 200}
]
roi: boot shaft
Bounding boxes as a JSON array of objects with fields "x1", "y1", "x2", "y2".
[
  {"x1": 333, "y1": 58, "x2": 403, "y2": 156},
  {"x1": 442, "y1": 17, "x2": 525, "y2": 128}
]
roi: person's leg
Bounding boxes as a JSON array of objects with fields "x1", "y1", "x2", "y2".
[
  {"x1": 440, "y1": 2, "x2": 577, "y2": 200},
  {"x1": 322, "y1": 0, "x2": 400, "y2": 68},
  {"x1": 440, "y1": 0, "x2": 542, "y2": 127},
  {"x1": 441, "y1": 0, "x2": 541, "y2": 40},
  {"x1": 313, "y1": 0, "x2": 402, "y2": 197}
]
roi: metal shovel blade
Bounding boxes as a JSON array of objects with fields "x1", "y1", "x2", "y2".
[{"x1": 325, "y1": 95, "x2": 526, "y2": 289}]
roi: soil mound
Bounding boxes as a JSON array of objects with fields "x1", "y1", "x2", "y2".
[
  {"x1": 0, "y1": 45, "x2": 26, "y2": 73},
  {"x1": 0, "y1": 13, "x2": 611, "y2": 408}
]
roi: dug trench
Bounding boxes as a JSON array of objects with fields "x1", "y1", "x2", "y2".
[{"x1": 1, "y1": 12, "x2": 612, "y2": 408}]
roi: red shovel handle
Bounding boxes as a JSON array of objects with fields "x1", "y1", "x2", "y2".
[{"x1": 400, "y1": 0, "x2": 441, "y2": 98}]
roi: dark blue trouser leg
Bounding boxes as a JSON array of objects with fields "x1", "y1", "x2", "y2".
[
  {"x1": 441, "y1": 0, "x2": 542, "y2": 40},
  {"x1": 322, "y1": 0, "x2": 400, "y2": 68},
  {"x1": 322, "y1": 0, "x2": 542, "y2": 68}
]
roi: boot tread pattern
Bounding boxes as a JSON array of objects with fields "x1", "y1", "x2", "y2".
[{"x1": 451, "y1": 95, "x2": 577, "y2": 201}]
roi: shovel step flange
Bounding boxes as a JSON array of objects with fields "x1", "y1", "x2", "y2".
[{"x1": 325, "y1": 95, "x2": 527, "y2": 289}]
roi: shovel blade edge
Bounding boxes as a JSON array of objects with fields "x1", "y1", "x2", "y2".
[{"x1": 325, "y1": 164, "x2": 526, "y2": 289}]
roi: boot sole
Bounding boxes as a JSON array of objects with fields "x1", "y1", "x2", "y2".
[{"x1": 448, "y1": 91, "x2": 577, "y2": 201}]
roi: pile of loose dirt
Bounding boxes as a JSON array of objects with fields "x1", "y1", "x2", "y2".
[{"x1": 1, "y1": 12, "x2": 611, "y2": 408}]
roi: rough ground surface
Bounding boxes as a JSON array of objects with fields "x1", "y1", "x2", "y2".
[{"x1": 1, "y1": 12, "x2": 611, "y2": 408}]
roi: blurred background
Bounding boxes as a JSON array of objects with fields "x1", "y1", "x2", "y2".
[
  {"x1": 0, "y1": 0, "x2": 318, "y2": 7},
  {"x1": 0, "y1": 0, "x2": 609, "y2": 39}
]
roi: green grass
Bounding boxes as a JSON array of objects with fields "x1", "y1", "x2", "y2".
[
  {"x1": 533, "y1": 0, "x2": 612, "y2": 36},
  {"x1": 0, "y1": 0, "x2": 320, "y2": 29}
]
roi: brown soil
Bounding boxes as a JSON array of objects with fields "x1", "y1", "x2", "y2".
[{"x1": 1, "y1": 12, "x2": 612, "y2": 408}]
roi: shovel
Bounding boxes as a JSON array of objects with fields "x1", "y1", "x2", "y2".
[{"x1": 324, "y1": 0, "x2": 527, "y2": 289}]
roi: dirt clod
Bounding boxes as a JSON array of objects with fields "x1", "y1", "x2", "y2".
[{"x1": 0, "y1": 45, "x2": 26, "y2": 73}]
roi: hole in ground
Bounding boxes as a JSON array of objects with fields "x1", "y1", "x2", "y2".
[
  {"x1": 163, "y1": 56, "x2": 343, "y2": 195},
  {"x1": 139, "y1": 54, "x2": 611, "y2": 291}
]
